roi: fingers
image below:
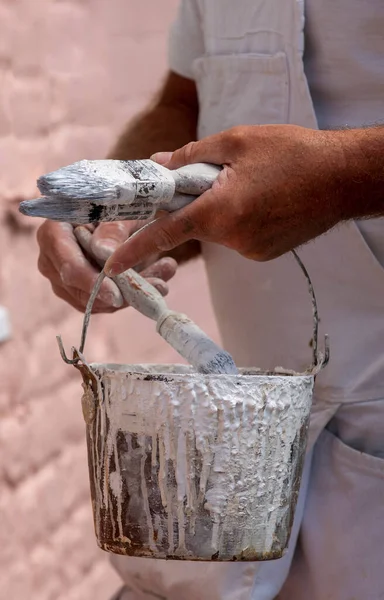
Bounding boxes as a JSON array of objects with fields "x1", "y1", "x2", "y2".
[
  {"x1": 75, "y1": 226, "x2": 175, "y2": 296},
  {"x1": 37, "y1": 220, "x2": 123, "y2": 309},
  {"x1": 140, "y1": 257, "x2": 177, "y2": 282},
  {"x1": 151, "y1": 128, "x2": 243, "y2": 170},
  {"x1": 60, "y1": 259, "x2": 123, "y2": 307},
  {"x1": 104, "y1": 202, "x2": 206, "y2": 276},
  {"x1": 39, "y1": 252, "x2": 122, "y2": 311},
  {"x1": 51, "y1": 282, "x2": 119, "y2": 314},
  {"x1": 91, "y1": 221, "x2": 133, "y2": 254},
  {"x1": 48, "y1": 256, "x2": 169, "y2": 308},
  {"x1": 37, "y1": 220, "x2": 177, "y2": 312},
  {"x1": 145, "y1": 278, "x2": 169, "y2": 297},
  {"x1": 76, "y1": 225, "x2": 177, "y2": 285}
]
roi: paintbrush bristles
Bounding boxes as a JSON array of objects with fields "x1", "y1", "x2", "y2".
[
  {"x1": 37, "y1": 160, "x2": 126, "y2": 201},
  {"x1": 19, "y1": 197, "x2": 157, "y2": 223},
  {"x1": 19, "y1": 194, "x2": 200, "y2": 223},
  {"x1": 37, "y1": 159, "x2": 175, "y2": 202}
]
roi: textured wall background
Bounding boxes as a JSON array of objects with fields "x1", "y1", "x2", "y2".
[{"x1": 0, "y1": 1, "x2": 219, "y2": 598}]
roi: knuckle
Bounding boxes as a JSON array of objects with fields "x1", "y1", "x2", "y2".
[
  {"x1": 232, "y1": 201, "x2": 251, "y2": 224},
  {"x1": 156, "y1": 257, "x2": 178, "y2": 280},
  {"x1": 240, "y1": 236, "x2": 269, "y2": 261},
  {"x1": 226, "y1": 127, "x2": 247, "y2": 152},
  {"x1": 148, "y1": 278, "x2": 169, "y2": 296},
  {"x1": 36, "y1": 221, "x2": 49, "y2": 246},
  {"x1": 38, "y1": 255, "x2": 51, "y2": 278},
  {"x1": 179, "y1": 214, "x2": 196, "y2": 236},
  {"x1": 51, "y1": 283, "x2": 75, "y2": 308},
  {"x1": 92, "y1": 304, "x2": 118, "y2": 315},
  {"x1": 96, "y1": 221, "x2": 131, "y2": 241},
  {"x1": 182, "y1": 141, "x2": 198, "y2": 164},
  {"x1": 59, "y1": 263, "x2": 73, "y2": 286},
  {"x1": 72, "y1": 287, "x2": 89, "y2": 307},
  {"x1": 37, "y1": 220, "x2": 67, "y2": 244},
  {"x1": 154, "y1": 227, "x2": 178, "y2": 252}
]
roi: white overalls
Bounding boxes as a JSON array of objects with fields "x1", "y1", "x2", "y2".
[{"x1": 111, "y1": 1, "x2": 384, "y2": 598}]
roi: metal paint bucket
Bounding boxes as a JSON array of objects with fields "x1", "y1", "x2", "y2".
[{"x1": 58, "y1": 252, "x2": 328, "y2": 561}]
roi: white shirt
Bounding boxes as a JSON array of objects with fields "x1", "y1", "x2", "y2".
[
  {"x1": 169, "y1": 0, "x2": 384, "y2": 129},
  {"x1": 304, "y1": 0, "x2": 384, "y2": 130},
  {"x1": 304, "y1": 0, "x2": 384, "y2": 263},
  {"x1": 166, "y1": 0, "x2": 384, "y2": 403}
]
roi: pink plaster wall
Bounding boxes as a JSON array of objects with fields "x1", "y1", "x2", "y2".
[{"x1": 0, "y1": 1, "x2": 219, "y2": 598}]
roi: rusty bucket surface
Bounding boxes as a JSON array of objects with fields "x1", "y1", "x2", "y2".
[{"x1": 59, "y1": 251, "x2": 328, "y2": 562}]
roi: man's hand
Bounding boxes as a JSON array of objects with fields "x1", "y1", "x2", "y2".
[
  {"x1": 104, "y1": 124, "x2": 384, "y2": 277},
  {"x1": 103, "y1": 125, "x2": 344, "y2": 275},
  {"x1": 37, "y1": 220, "x2": 177, "y2": 313},
  {"x1": 36, "y1": 71, "x2": 203, "y2": 312}
]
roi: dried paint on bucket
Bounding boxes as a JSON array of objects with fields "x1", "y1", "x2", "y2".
[{"x1": 81, "y1": 363, "x2": 313, "y2": 561}]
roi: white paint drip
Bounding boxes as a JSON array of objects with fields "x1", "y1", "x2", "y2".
[
  {"x1": 85, "y1": 364, "x2": 313, "y2": 560},
  {"x1": 139, "y1": 435, "x2": 157, "y2": 553}
]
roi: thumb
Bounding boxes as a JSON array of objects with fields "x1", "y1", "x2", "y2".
[
  {"x1": 90, "y1": 221, "x2": 133, "y2": 255},
  {"x1": 104, "y1": 211, "x2": 197, "y2": 276},
  {"x1": 151, "y1": 142, "x2": 202, "y2": 170},
  {"x1": 151, "y1": 131, "x2": 231, "y2": 170},
  {"x1": 150, "y1": 151, "x2": 173, "y2": 166}
]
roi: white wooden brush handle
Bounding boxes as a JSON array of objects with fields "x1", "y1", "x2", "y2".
[
  {"x1": 171, "y1": 163, "x2": 221, "y2": 196},
  {"x1": 161, "y1": 163, "x2": 221, "y2": 211},
  {"x1": 74, "y1": 227, "x2": 166, "y2": 321},
  {"x1": 156, "y1": 162, "x2": 221, "y2": 211}
]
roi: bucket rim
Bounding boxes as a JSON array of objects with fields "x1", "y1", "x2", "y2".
[{"x1": 88, "y1": 362, "x2": 315, "y2": 381}]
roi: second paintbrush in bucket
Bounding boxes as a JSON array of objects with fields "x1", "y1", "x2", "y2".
[{"x1": 73, "y1": 226, "x2": 238, "y2": 376}]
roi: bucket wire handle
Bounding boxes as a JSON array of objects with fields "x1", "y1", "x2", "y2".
[
  {"x1": 58, "y1": 251, "x2": 329, "y2": 374},
  {"x1": 291, "y1": 250, "x2": 329, "y2": 372},
  {"x1": 57, "y1": 271, "x2": 106, "y2": 365}
]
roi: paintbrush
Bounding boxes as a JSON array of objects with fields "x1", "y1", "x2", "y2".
[
  {"x1": 74, "y1": 226, "x2": 238, "y2": 375},
  {"x1": 19, "y1": 159, "x2": 221, "y2": 223}
]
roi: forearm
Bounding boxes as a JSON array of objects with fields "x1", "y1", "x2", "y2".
[
  {"x1": 335, "y1": 126, "x2": 384, "y2": 221},
  {"x1": 108, "y1": 104, "x2": 196, "y2": 160}
]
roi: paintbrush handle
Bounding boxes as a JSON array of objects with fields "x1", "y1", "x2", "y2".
[
  {"x1": 171, "y1": 163, "x2": 221, "y2": 196},
  {"x1": 74, "y1": 227, "x2": 167, "y2": 321},
  {"x1": 163, "y1": 193, "x2": 198, "y2": 212},
  {"x1": 156, "y1": 163, "x2": 221, "y2": 212},
  {"x1": 159, "y1": 163, "x2": 221, "y2": 212}
]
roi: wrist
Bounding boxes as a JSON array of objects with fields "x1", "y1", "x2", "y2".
[{"x1": 325, "y1": 127, "x2": 384, "y2": 221}]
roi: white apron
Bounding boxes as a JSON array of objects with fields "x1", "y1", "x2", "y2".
[{"x1": 111, "y1": 1, "x2": 384, "y2": 597}]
